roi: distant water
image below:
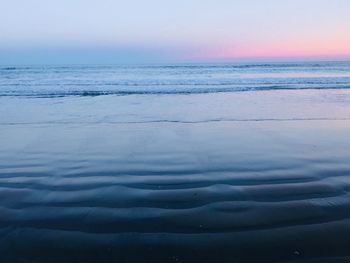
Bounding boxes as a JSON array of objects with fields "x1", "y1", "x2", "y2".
[
  {"x1": 1, "y1": 61, "x2": 350, "y2": 97},
  {"x1": 1, "y1": 62, "x2": 350, "y2": 262}
]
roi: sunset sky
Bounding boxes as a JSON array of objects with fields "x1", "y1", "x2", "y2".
[{"x1": 1, "y1": 0, "x2": 350, "y2": 64}]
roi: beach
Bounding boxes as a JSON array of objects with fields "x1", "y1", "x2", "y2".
[{"x1": 1, "y1": 62, "x2": 350, "y2": 262}]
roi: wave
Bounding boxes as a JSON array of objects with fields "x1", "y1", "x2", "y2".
[
  {"x1": 2, "y1": 79, "x2": 350, "y2": 87},
  {"x1": 2, "y1": 117, "x2": 350, "y2": 125},
  {"x1": 1, "y1": 85, "x2": 350, "y2": 97},
  {"x1": 2, "y1": 62, "x2": 350, "y2": 98}
]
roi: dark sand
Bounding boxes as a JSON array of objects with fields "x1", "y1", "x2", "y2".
[{"x1": 1, "y1": 90, "x2": 350, "y2": 262}]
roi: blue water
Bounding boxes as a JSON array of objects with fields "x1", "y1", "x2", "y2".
[
  {"x1": 1, "y1": 61, "x2": 350, "y2": 97},
  {"x1": 1, "y1": 61, "x2": 350, "y2": 262}
]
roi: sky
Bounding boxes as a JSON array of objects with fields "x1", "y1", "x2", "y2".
[{"x1": 1, "y1": 0, "x2": 350, "y2": 64}]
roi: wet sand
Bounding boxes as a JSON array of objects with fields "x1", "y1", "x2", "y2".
[{"x1": 1, "y1": 89, "x2": 350, "y2": 262}]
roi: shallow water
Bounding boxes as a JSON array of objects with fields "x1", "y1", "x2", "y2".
[{"x1": 1, "y1": 62, "x2": 350, "y2": 262}]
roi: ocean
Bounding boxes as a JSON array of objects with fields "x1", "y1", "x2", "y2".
[{"x1": 1, "y1": 61, "x2": 350, "y2": 262}]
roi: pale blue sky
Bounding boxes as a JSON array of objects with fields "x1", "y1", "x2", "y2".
[{"x1": 1, "y1": 0, "x2": 350, "y2": 64}]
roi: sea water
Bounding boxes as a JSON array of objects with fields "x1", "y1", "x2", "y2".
[{"x1": 1, "y1": 61, "x2": 350, "y2": 262}]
